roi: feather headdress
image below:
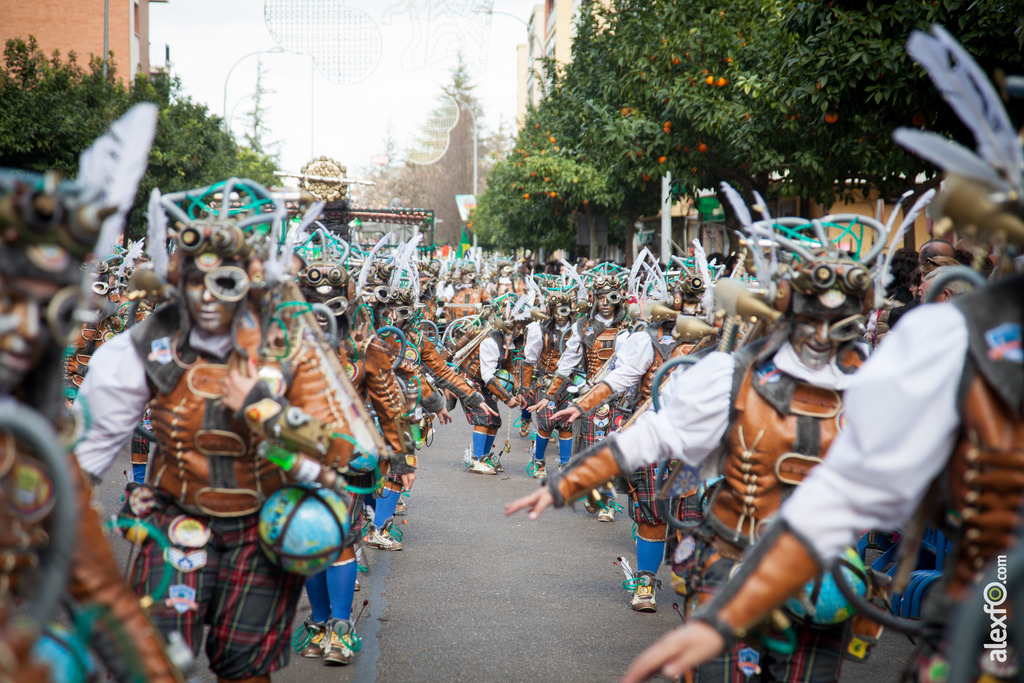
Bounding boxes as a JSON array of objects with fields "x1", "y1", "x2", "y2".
[{"x1": 357, "y1": 232, "x2": 393, "y2": 295}]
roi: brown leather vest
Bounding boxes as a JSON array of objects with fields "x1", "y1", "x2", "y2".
[
  {"x1": 538, "y1": 321, "x2": 569, "y2": 375},
  {"x1": 578, "y1": 317, "x2": 623, "y2": 379},
  {"x1": 148, "y1": 358, "x2": 286, "y2": 518},
  {"x1": 638, "y1": 326, "x2": 701, "y2": 401},
  {"x1": 944, "y1": 376, "x2": 1024, "y2": 597},
  {"x1": 458, "y1": 330, "x2": 506, "y2": 383},
  {"x1": 446, "y1": 286, "x2": 483, "y2": 320},
  {"x1": 711, "y1": 347, "x2": 857, "y2": 547}
]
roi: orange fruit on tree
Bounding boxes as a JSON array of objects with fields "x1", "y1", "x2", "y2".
[
  {"x1": 825, "y1": 112, "x2": 839, "y2": 124},
  {"x1": 697, "y1": 143, "x2": 708, "y2": 153},
  {"x1": 912, "y1": 114, "x2": 926, "y2": 127},
  {"x1": 549, "y1": 191, "x2": 557, "y2": 198},
  {"x1": 716, "y1": 77, "x2": 727, "y2": 87},
  {"x1": 658, "y1": 156, "x2": 667, "y2": 163},
  {"x1": 706, "y1": 75, "x2": 715, "y2": 85},
  {"x1": 524, "y1": 193, "x2": 530, "y2": 199},
  {"x1": 642, "y1": 173, "x2": 651, "y2": 182},
  {"x1": 672, "y1": 56, "x2": 680, "y2": 65}
]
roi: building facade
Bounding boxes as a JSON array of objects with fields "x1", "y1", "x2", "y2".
[{"x1": 0, "y1": 0, "x2": 165, "y2": 81}]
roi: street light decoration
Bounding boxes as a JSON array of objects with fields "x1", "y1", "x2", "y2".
[
  {"x1": 264, "y1": 0, "x2": 382, "y2": 85},
  {"x1": 407, "y1": 96, "x2": 461, "y2": 165},
  {"x1": 274, "y1": 156, "x2": 376, "y2": 203}
]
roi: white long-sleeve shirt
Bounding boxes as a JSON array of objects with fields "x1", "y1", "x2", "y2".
[
  {"x1": 599, "y1": 328, "x2": 656, "y2": 394},
  {"x1": 614, "y1": 340, "x2": 858, "y2": 473},
  {"x1": 478, "y1": 335, "x2": 500, "y2": 384}
]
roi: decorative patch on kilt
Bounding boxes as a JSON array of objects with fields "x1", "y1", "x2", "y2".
[
  {"x1": 168, "y1": 584, "x2": 198, "y2": 614},
  {"x1": 985, "y1": 322, "x2": 1023, "y2": 362},
  {"x1": 737, "y1": 647, "x2": 762, "y2": 677}
]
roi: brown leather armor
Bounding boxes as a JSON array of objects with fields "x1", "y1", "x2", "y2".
[
  {"x1": 711, "y1": 357, "x2": 852, "y2": 547},
  {"x1": 147, "y1": 360, "x2": 286, "y2": 518},
  {"x1": 351, "y1": 334, "x2": 410, "y2": 454},
  {"x1": 446, "y1": 286, "x2": 483, "y2": 320},
  {"x1": 945, "y1": 375, "x2": 1024, "y2": 598},
  {"x1": 582, "y1": 324, "x2": 621, "y2": 379},
  {"x1": 416, "y1": 333, "x2": 478, "y2": 402}
]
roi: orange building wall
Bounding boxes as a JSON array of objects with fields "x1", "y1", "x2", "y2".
[{"x1": 0, "y1": 0, "x2": 139, "y2": 81}]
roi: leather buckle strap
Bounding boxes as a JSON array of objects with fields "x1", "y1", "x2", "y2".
[
  {"x1": 186, "y1": 363, "x2": 228, "y2": 399},
  {"x1": 193, "y1": 487, "x2": 261, "y2": 517},
  {"x1": 194, "y1": 430, "x2": 247, "y2": 457},
  {"x1": 774, "y1": 452, "x2": 823, "y2": 486},
  {"x1": 790, "y1": 384, "x2": 841, "y2": 418}
]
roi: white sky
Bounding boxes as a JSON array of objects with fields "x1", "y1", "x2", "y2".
[{"x1": 149, "y1": 0, "x2": 540, "y2": 179}]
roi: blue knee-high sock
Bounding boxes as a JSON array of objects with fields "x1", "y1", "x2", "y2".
[
  {"x1": 636, "y1": 538, "x2": 665, "y2": 575},
  {"x1": 521, "y1": 408, "x2": 531, "y2": 422},
  {"x1": 558, "y1": 437, "x2": 573, "y2": 465},
  {"x1": 534, "y1": 435, "x2": 550, "y2": 461},
  {"x1": 131, "y1": 463, "x2": 147, "y2": 484},
  {"x1": 304, "y1": 571, "x2": 332, "y2": 623},
  {"x1": 483, "y1": 432, "x2": 496, "y2": 454},
  {"x1": 472, "y1": 431, "x2": 488, "y2": 458},
  {"x1": 326, "y1": 562, "x2": 357, "y2": 620},
  {"x1": 374, "y1": 488, "x2": 400, "y2": 526}
]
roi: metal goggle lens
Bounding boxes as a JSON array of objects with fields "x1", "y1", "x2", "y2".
[
  {"x1": 827, "y1": 314, "x2": 866, "y2": 343},
  {"x1": 601, "y1": 291, "x2": 622, "y2": 304},
  {"x1": 203, "y1": 266, "x2": 250, "y2": 303},
  {"x1": 555, "y1": 305, "x2": 571, "y2": 317},
  {"x1": 324, "y1": 295, "x2": 349, "y2": 315}
]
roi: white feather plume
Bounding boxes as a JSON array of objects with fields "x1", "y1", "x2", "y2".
[
  {"x1": 77, "y1": 103, "x2": 159, "y2": 259},
  {"x1": 906, "y1": 25, "x2": 1022, "y2": 192},
  {"x1": 875, "y1": 189, "x2": 937, "y2": 294},
  {"x1": 357, "y1": 232, "x2": 393, "y2": 296},
  {"x1": 145, "y1": 188, "x2": 169, "y2": 280},
  {"x1": 629, "y1": 247, "x2": 653, "y2": 299},
  {"x1": 116, "y1": 238, "x2": 145, "y2": 284},
  {"x1": 893, "y1": 128, "x2": 1010, "y2": 192},
  {"x1": 718, "y1": 182, "x2": 753, "y2": 229},
  {"x1": 751, "y1": 190, "x2": 778, "y2": 273},
  {"x1": 692, "y1": 239, "x2": 716, "y2": 322},
  {"x1": 559, "y1": 258, "x2": 588, "y2": 302},
  {"x1": 389, "y1": 234, "x2": 423, "y2": 299}
]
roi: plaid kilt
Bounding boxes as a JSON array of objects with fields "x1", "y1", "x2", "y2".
[
  {"x1": 125, "y1": 495, "x2": 304, "y2": 679},
  {"x1": 574, "y1": 402, "x2": 621, "y2": 450},
  {"x1": 625, "y1": 462, "x2": 666, "y2": 528},
  {"x1": 463, "y1": 386, "x2": 502, "y2": 428},
  {"x1": 673, "y1": 526, "x2": 847, "y2": 683},
  {"x1": 534, "y1": 391, "x2": 571, "y2": 434}
]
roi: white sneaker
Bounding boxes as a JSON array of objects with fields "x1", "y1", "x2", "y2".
[
  {"x1": 364, "y1": 524, "x2": 404, "y2": 550},
  {"x1": 468, "y1": 458, "x2": 496, "y2": 475},
  {"x1": 630, "y1": 571, "x2": 658, "y2": 612},
  {"x1": 598, "y1": 507, "x2": 616, "y2": 522},
  {"x1": 530, "y1": 460, "x2": 546, "y2": 479},
  {"x1": 323, "y1": 619, "x2": 356, "y2": 665}
]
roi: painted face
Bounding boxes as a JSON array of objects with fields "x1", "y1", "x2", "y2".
[
  {"x1": 461, "y1": 272, "x2": 475, "y2": 286},
  {"x1": 789, "y1": 315, "x2": 839, "y2": 371},
  {"x1": 184, "y1": 272, "x2": 239, "y2": 335},
  {"x1": 552, "y1": 303, "x2": 571, "y2": 327},
  {"x1": 0, "y1": 275, "x2": 61, "y2": 392},
  {"x1": 596, "y1": 291, "x2": 620, "y2": 319}
]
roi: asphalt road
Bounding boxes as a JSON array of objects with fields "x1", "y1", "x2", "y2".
[{"x1": 93, "y1": 405, "x2": 914, "y2": 682}]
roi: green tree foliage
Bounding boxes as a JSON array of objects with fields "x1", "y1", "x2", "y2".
[
  {"x1": 0, "y1": 37, "x2": 278, "y2": 239},
  {"x1": 476, "y1": 0, "x2": 1024, "y2": 258}
]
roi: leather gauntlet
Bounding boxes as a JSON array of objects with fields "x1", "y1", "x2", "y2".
[
  {"x1": 545, "y1": 436, "x2": 629, "y2": 507},
  {"x1": 486, "y1": 376, "x2": 514, "y2": 403},
  {"x1": 543, "y1": 373, "x2": 568, "y2": 400},
  {"x1": 694, "y1": 520, "x2": 822, "y2": 643},
  {"x1": 521, "y1": 363, "x2": 535, "y2": 390},
  {"x1": 573, "y1": 380, "x2": 613, "y2": 414},
  {"x1": 465, "y1": 392, "x2": 485, "y2": 410}
]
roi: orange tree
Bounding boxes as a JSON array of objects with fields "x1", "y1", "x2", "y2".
[{"x1": 475, "y1": 0, "x2": 1023, "y2": 258}]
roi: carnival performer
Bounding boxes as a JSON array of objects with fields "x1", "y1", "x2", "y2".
[
  {"x1": 74, "y1": 178, "x2": 385, "y2": 683},
  {"x1": 528, "y1": 265, "x2": 630, "y2": 520},
  {"x1": 1, "y1": 105, "x2": 183, "y2": 682},
  {"x1": 445, "y1": 260, "x2": 485, "y2": 320},
  {"x1": 452, "y1": 295, "x2": 527, "y2": 474},
  {"x1": 611, "y1": 26, "x2": 1024, "y2": 683},
  {"x1": 508, "y1": 200, "x2": 894, "y2": 680},
  {"x1": 549, "y1": 250, "x2": 717, "y2": 612},
  {"x1": 521, "y1": 288, "x2": 576, "y2": 476},
  {"x1": 289, "y1": 227, "x2": 409, "y2": 665}
]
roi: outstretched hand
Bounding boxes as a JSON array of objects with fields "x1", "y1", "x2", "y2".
[
  {"x1": 504, "y1": 487, "x2": 555, "y2": 520},
  {"x1": 620, "y1": 621, "x2": 726, "y2": 683},
  {"x1": 551, "y1": 405, "x2": 582, "y2": 424},
  {"x1": 528, "y1": 398, "x2": 549, "y2": 413},
  {"x1": 480, "y1": 401, "x2": 499, "y2": 417},
  {"x1": 222, "y1": 355, "x2": 259, "y2": 412}
]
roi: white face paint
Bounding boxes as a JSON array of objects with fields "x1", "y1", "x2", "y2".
[
  {"x1": 184, "y1": 273, "x2": 238, "y2": 335},
  {"x1": 0, "y1": 276, "x2": 58, "y2": 393},
  {"x1": 789, "y1": 316, "x2": 839, "y2": 371}
]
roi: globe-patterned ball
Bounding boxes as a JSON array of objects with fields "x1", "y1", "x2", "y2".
[
  {"x1": 259, "y1": 485, "x2": 350, "y2": 576},
  {"x1": 785, "y1": 546, "x2": 867, "y2": 625}
]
